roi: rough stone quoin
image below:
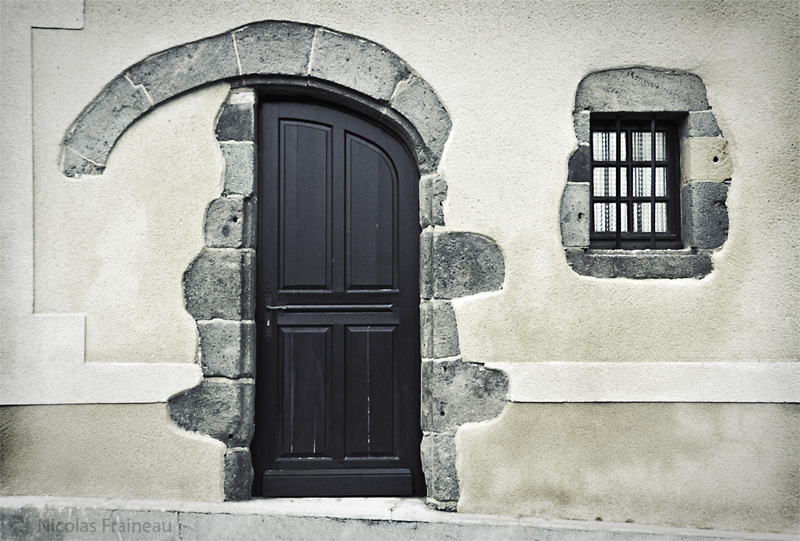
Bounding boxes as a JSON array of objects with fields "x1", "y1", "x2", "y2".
[
  {"x1": 224, "y1": 448, "x2": 254, "y2": 501},
  {"x1": 420, "y1": 301, "x2": 460, "y2": 359},
  {"x1": 420, "y1": 433, "x2": 459, "y2": 506},
  {"x1": 681, "y1": 182, "x2": 730, "y2": 249},
  {"x1": 198, "y1": 321, "x2": 256, "y2": 379},
  {"x1": 183, "y1": 249, "x2": 255, "y2": 321},
  {"x1": 432, "y1": 232, "x2": 505, "y2": 299}
]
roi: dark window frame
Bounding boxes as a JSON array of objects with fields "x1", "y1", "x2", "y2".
[{"x1": 590, "y1": 113, "x2": 683, "y2": 250}]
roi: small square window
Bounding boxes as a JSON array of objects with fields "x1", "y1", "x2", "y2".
[{"x1": 590, "y1": 115, "x2": 682, "y2": 249}]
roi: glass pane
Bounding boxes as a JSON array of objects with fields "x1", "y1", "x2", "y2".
[
  {"x1": 620, "y1": 203, "x2": 628, "y2": 232},
  {"x1": 594, "y1": 202, "x2": 615, "y2": 232},
  {"x1": 632, "y1": 167, "x2": 667, "y2": 197},
  {"x1": 632, "y1": 202, "x2": 652, "y2": 232},
  {"x1": 593, "y1": 167, "x2": 627, "y2": 197},
  {"x1": 593, "y1": 131, "x2": 626, "y2": 161},
  {"x1": 655, "y1": 202, "x2": 668, "y2": 232},
  {"x1": 631, "y1": 131, "x2": 666, "y2": 161}
]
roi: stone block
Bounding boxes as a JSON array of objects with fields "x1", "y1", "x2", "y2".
[
  {"x1": 184, "y1": 249, "x2": 255, "y2": 320},
  {"x1": 420, "y1": 231, "x2": 434, "y2": 299},
  {"x1": 565, "y1": 248, "x2": 713, "y2": 279},
  {"x1": 168, "y1": 379, "x2": 254, "y2": 447},
  {"x1": 575, "y1": 68, "x2": 709, "y2": 112},
  {"x1": 433, "y1": 232, "x2": 504, "y2": 299},
  {"x1": 391, "y1": 75, "x2": 452, "y2": 171},
  {"x1": 682, "y1": 137, "x2": 733, "y2": 183},
  {"x1": 420, "y1": 301, "x2": 460, "y2": 359},
  {"x1": 62, "y1": 147, "x2": 103, "y2": 178},
  {"x1": 567, "y1": 144, "x2": 591, "y2": 183},
  {"x1": 62, "y1": 74, "x2": 152, "y2": 175},
  {"x1": 198, "y1": 321, "x2": 256, "y2": 379},
  {"x1": 234, "y1": 21, "x2": 315, "y2": 77},
  {"x1": 682, "y1": 182, "x2": 729, "y2": 249},
  {"x1": 310, "y1": 28, "x2": 409, "y2": 103},
  {"x1": 681, "y1": 111, "x2": 722, "y2": 138},
  {"x1": 560, "y1": 182, "x2": 590, "y2": 247},
  {"x1": 221, "y1": 143, "x2": 256, "y2": 197},
  {"x1": 224, "y1": 448, "x2": 254, "y2": 501},
  {"x1": 573, "y1": 111, "x2": 590, "y2": 143},
  {"x1": 419, "y1": 174, "x2": 447, "y2": 228},
  {"x1": 127, "y1": 32, "x2": 239, "y2": 104},
  {"x1": 204, "y1": 197, "x2": 255, "y2": 249},
  {"x1": 215, "y1": 102, "x2": 255, "y2": 142},
  {"x1": 421, "y1": 360, "x2": 508, "y2": 433},
  {"x1": 420, "y1": 433, "x2": 459, "y2": 502}
]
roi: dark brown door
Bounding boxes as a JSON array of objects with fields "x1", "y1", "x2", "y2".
[{"x1": 252, "y1": 100, "x2": 422, "y2": 497}]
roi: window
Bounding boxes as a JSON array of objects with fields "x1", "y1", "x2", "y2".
[{"x1": 590, "y1": 115, "x2": 681, "y2": 249}]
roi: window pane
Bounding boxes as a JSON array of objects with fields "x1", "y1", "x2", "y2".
[
  {"x1": 593, "y1": 131, "x2": 626, "y2": 161},
  {"x1": 631, "y1": 131, "x2": 666, "y2": 161},
  {"x1": 593, "y1": 167, "x2": 627, "y2": 197},
  {"x1": 632, "y1": 202, "x2": 651, "y2": 232},
  {"x1": 632, "y1": 167, "x2": 667, "y2": 196},
  {"x1": 655, "y1": 202, "x2": 668, "y2": 232},
  {"x1": 594, "y1": 202, "x2": 615, "y2": 232}
]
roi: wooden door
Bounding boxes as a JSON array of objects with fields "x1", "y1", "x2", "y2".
[{"x1": 252, "y1": 101, "x2": 422, "y2": 497}]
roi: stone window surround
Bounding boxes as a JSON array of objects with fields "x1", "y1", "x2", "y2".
[
  {"x1": 560, "y1": 67, "x2": 733, "y2": 279},
  {"x1": 59, "y1": 20, "x2": 508, "y2": 507}
]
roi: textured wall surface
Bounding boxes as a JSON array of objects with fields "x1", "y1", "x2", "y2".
[{"x1": 1, "y1": 0, "x2": 797, "y2": 530}]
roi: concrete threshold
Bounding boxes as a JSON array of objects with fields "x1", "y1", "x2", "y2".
[{"x1": 1, "y1": 495, "x2": 795, "y2": 541}]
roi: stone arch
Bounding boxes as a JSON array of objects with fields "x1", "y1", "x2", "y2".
[
  {"x1": 60, "y1": 20, "x2": 451, "y2": 178},
  {"x1": 62, "y1": 21, "x2": 508, "y2": 506}
]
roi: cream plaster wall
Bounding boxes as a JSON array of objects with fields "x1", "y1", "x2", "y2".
[
  {"x1": 4, "y1": 0, "x2": 797, "y2": 526},
  {"x1": 458, "y1": 403, "x2": 800, "y2": 534},
  {"x1": 0, "y1": 404, "x2": 225, "y2": 501}
]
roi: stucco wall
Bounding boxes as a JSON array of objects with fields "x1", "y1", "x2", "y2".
[{"x1": 2, "y1": 0, "x2": 797, "y2": 531}]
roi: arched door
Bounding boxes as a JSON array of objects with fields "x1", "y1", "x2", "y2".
[{"x1": 252, "y1": 100, "x2": 423, "y2": 496}]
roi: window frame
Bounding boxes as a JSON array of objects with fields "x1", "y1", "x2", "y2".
[{"x1": 589, "y1": 113, "x2": 683, "y2": 250}]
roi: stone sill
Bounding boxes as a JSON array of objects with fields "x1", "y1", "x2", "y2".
[
  {"x1": 2, "y1": 495, "x2": 794, "y2": 541},
  {"x1": 565, "y1": 248, "x2": 713, "y2": 279}
]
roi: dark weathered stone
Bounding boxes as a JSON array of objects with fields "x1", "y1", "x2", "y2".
[
  {"x1": 567, "y1": 144, "x2": 591, "y2": 184},
  {"x1": 560, "y1": 182, "x2": 590, "y2": 247},
  {"x1": 204, "y1": 197, "x2": 254, "y2": 249},
  {"x1": 573, "y1": 111, "x2": 590, "y2": 143},
  {"x1": 224, "y1": 448, "x2": 254, "y2": 501},
  {"x1": 575, "y1": 68, "x2": 709, "y2": 113},
  {"x1": 234, "y1": 21, "x2": 315, "y2": 77},
  {"x1": 419, "y1": 174, "x2": 447, "y2": 228},
  {"x1": 62, "y1": 147, "x2": 103, "y2": 178},
  {"x1": 681, "y1": 111, "x2": 722, "y2": 138},
  {"x1": 127, "y1": 33, "x2": 239, "y2": 104},
  {"x1": 420, "y1": 433, "x2": 459, "y2": 502},
  {"x1": 682, "y1": 182, "x2": 729, "y2": 249},
  {"x1": 216, "y1": 103, "x2": 255, "y2": 142},
  {"x1": 198, "y1": 321, "x2": 255, "y2": 379},
  {"x1": 221, "y1": 143, "x2": 256, "y2": 197},
  {"x1": 310, "y1": 28, "x2": 409, "y2": 103},
  {"x1": 565, "y1": 248, "x2": 713, "y2": 279},
  {"x1": 62, "y1": 75, "x2": 152, "y2": 175},
  {"x1": 421, "y1": 360, "x2": 508, "y2": 433},
  {"x1": 420, "y1": 231, "x2": 434, "y2": 300},
  {"x1": 433, "y1": 232, "x2": 504, "y2": 299},
  {"x1": 168, "y1": 379, "x2": 254, "y2": 447},
  {"x1": 391, "y1": 75, "x2": 452, "y2": 171},
  {"x1": 184, "y1": 249, "x2": 255, "y2": 320},
  {"x1": 420, "y1": 302, "x2": 460, "y2": 359}
]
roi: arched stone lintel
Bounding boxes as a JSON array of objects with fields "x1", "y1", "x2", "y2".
[{"x1": 60, "y1": 20, "x2": 451, "y2": 178}]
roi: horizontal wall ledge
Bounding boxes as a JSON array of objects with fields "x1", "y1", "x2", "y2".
[{"x1": 485, "y1": 362, "x2": 799, "y2": 403}]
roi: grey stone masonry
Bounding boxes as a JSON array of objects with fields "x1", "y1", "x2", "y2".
[
  {"x1": 432, "y1": 232, "x2": 505, "y2": 299},
  {"x1": 681, "y1": 111, "x2": 722, "y2": 138},
  {"x1": 224, "y1": 448, "x2": 254, "y2": 501},
  {"x1": 168, "y1": 379, "x2": 255, "y2": 448},
  {"x1": 560, "y1": 182, "x2": 590, "y2": 247},
  {"x1": 420, "y1": 433, "x2": 459, "y2": 504},
  {"x1": 565, "y1": 249, "x2": 713, "y2": 279},
  {"x1": 234, "y1": 21, "x2": 315, "y2": 77},
  {"x1": 127, "y1": 33, "x2": 239, "y2": 105},
  {"x1": 682, "y1": 181, "x2": 730, "y2": 249},
  {"x1": 183, "y1": 249, "x2": 255, "y2": 321},
  {"x1": 575, "y1": 67, "x2": 709, "y2": 112},
  {"x1": 204, "y1": 197, "x2": 255, "y2": 249},
  {"x1": 198, "y1": 320, "x2": 255, "y2": 379},
  {"x1": 221, "y1": 144, "x2": 257, "y2": 197},
  {"x1": 420, "y1": 174, "x2": 447, "y2": 228},
  {"x1": 420, "y1": 301, "x2": 460, "y2": 359},
  {"x1": 421, "y1": 360, "x2": 508, "y2": 433},
  {"x1": 567, "y1": 144, "x2": 591, "y2": 183},
  {"x1": 61, "y1": 21, "x2": 451, "y2": 178},
  {"x1": 573, "y1": 111, "x2": 590, "y2": 144},
  {"x1": 420, "y1": 231, "x2": 434, "y2": 299},
  {"x1": 310, "y1": 28, "x2": 410, "y2": 103}
]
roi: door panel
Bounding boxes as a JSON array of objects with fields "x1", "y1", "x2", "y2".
[{"x1": 253, "y1": 100, "x2": 422, "y2": 497}]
